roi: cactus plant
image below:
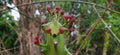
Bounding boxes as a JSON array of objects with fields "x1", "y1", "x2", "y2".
[{"x1": 33, "y1": 6, "x2": 77, "y2": 55}]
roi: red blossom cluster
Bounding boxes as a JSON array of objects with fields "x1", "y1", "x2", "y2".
[
  {"x1": 34, "y1": 36, "x2": 40, "y2": 45},
  {"x1": 64, "y1": 15, "x2": 76, "y2": 22},
  {"x1": 46, "y1": 6, "x2": 65, "y2": 15},
  {"x1": 45, "y1": 6, "x2": 76, "y2": 34}
]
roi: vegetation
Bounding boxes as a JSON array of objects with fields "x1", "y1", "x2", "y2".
[{"x1": 0, "y1": 0, "x2": 120, "y2": 55}]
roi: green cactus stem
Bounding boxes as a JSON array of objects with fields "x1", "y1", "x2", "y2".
[
  {"x1": 42, "y1": 20, "x2": 71, "y2": 55},
  {"x1": 103, "y1": 31, "x2": 110, "y2": 55}
]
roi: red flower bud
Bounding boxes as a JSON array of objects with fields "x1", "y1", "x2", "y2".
[
  {"x1": 69, "y1": 28, "x2": 74, "y2": 33},
  {"x1": 70, "y1": 17, "x2": 76, "y2": 22},
  {"x1": 46, "y1": 6, "x2": 51, "y2": 12},
  {"x1": 34, "y1": 40, "x2": 39, "y2": 45},
  {"x1": 55, "y1": 6, "x2": 61, "y2": 11},
  {"x1": 45, "y1": 28, "x2": 51, "y2": 33},
  {"x1": 64, "y1": 15, "x2": 71, "y2": 21},
  {"x1": 41, "y1": 20, "x2": 46, "y2": 25},
  {"x1": 60, "y1": 10, "x2": 64, "y2": 15},
  {"x1": 35, "y1": 36, "x2": 39, "y2": 40},
  {"x1": 52, "y1": 10, "x2": 56, "y2": 15},
  {"x1": 34, "y1": 36, "x2": 40, "y2": 45},
  {"x1": 59, "y1": 28, "x2": 64, "y2": 34}
]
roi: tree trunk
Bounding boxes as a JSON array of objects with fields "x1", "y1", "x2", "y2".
[{"x1": 13, "y1": 0, "x2": 42, "y2": 55}]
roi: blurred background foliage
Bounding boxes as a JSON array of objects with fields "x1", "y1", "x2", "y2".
[{"x1": 0, "y1": 0, "x2": 120, "y2": 55}]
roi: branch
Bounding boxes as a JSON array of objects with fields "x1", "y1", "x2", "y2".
[
  {"x1": 93, "y1": 4, "x2": 120, "y2": 44},
  {"x1": 75, "y1": 4, "x2": 107, "y2": 55},
  {"x1": 0, "y1": 46, "x2": 19, "y2": 53},
  {"x1": 0, "y1": 1, "x2": 120, "y2": 15}
]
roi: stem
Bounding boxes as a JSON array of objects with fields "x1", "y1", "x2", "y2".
[
  {"x1": 75, "y1": 3, "x2": 107, "y2": 55},
  {"x1": 39, "y1": 43, "x2": 47, "y2": 47},
  {"x1": 46, "y1": 34, "x2": 56, "y2": 55},
  {"x1": 103, "y1": 31, "x2": 110, "y2": 55},
  {"x1": 1, "y1": 1, "x2": 120, "y2": 14},
  {"x1": 93, "y1": 4, "x2": 120, "y2": 44}
]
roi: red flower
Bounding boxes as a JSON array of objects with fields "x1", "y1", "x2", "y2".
[
  {"x1": 46, "y1": 6, "x2": 51, "y2": 12},
  {"x1": 34, "y1": 36, "x2": 40, "y2": 45},
  {"x1": 35, "y1": 36, "x2": 39, "y2": 40},
  {"x1": 59, "y1": 28, "x2": 64, "y2": 34},
  {"x1": 34, "y1": 40, "x2": 39, "y2": 45},
  {"x1": 70, "y1": 17, "x2": 76, "y2": 22},
  {"x1": 69, "y1": 28, "x2": 74, "y2": 33},
  {"x1": 52, "y1": 10, "x2": 56, "y2": 15},
  {"x1": 55, "y1": 6, "x2": 61, "y2": 11},
  {"x1": 41, "y1": 20, "x2": 46, "y2": 25},
  {"x1": 45, "y1": 28, "x2": 51, "y2": 33},
  {"x1": 64, "y1": 15, "x2": 71, "y2": 21},
  {"x1": 60, "y1": 10, "x2": 64, "y2": 15}
]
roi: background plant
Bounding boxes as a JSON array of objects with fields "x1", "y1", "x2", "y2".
[{"x1": 0, "y1": 0, "x2": 120, "y2": 55}]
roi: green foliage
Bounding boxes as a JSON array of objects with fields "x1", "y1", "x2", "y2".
[
  {"x1": 1, "y1": 0, "x2": 120, "y2": 55},
  {"x1": 0, "y1": 10, "x2": 18, "y2": 48}
]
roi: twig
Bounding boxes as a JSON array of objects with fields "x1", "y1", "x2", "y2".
[
  {"x1": 0, "y1": 1, "x2": 120, "y2": 14},
  {"x1": 75, "y1": 4, "x2": 107, "y2": 55},
  {"x1": 93, "y1": 4, "x2": 120, "y2": 44},
  {"x1": 0, "y1": 46, "x2": 19, "y2": 53},
  {"x1": 75, "y1": 16, "x2": 102, "y2": 55}
]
